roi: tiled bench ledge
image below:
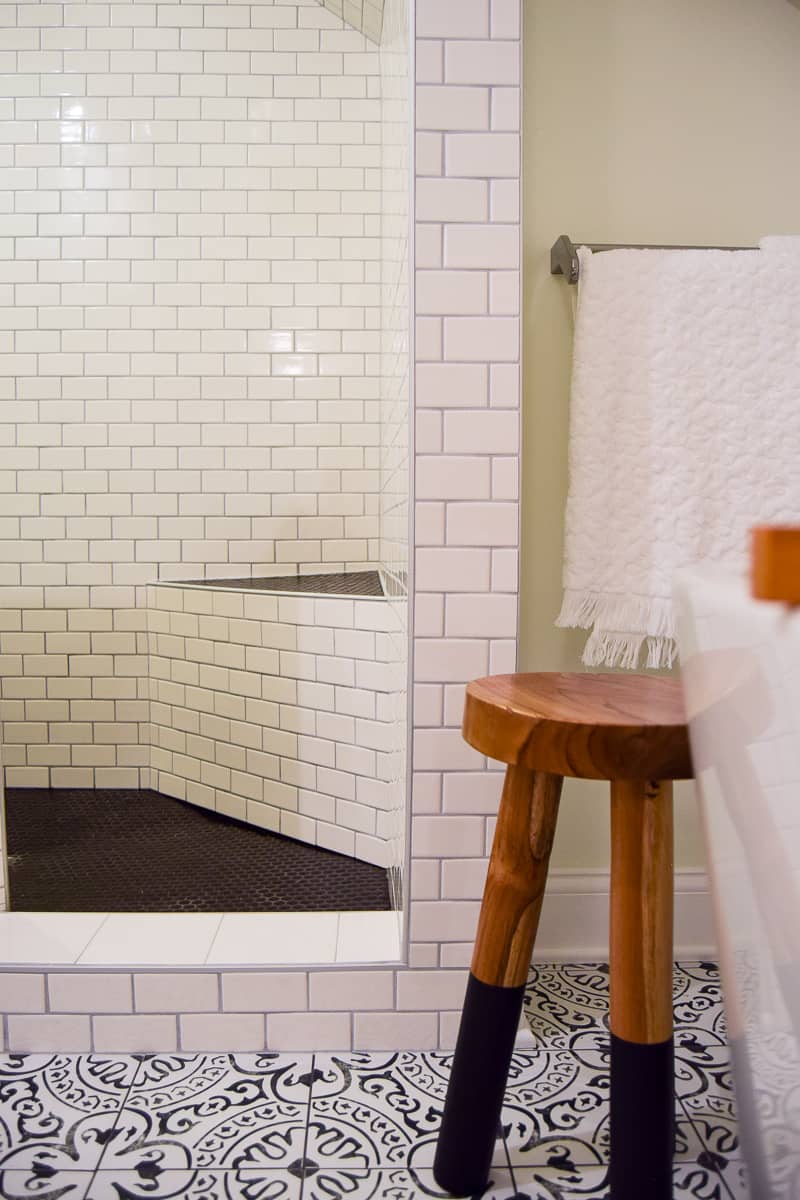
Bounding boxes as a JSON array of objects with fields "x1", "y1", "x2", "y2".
[{"x1": 147, "y1": 576, "x2": 403, "y2": 869}]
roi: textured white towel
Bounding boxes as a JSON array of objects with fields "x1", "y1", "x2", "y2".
[{"x1": 557, "y1": 240, "x2": 800, "y2": 669}]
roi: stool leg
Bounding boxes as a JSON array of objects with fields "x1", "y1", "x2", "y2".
[
  {"x1": 609, "y1": 779, "x2": 674, "y2": 1200},
  {"x1": 433, "y1": 766, "x2": 562, "y2": 1196}
]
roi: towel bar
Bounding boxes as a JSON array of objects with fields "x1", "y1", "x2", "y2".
[{"x1": 550, "y1": 233, "x2": 756, "y2": 285}]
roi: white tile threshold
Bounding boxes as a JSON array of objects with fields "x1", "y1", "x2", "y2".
[{"x1": 0, "y1": 910, "x2": 402, "y2": 969}]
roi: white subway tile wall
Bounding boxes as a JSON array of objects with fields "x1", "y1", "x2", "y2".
[
  {"x1": 0, "y1": 0, "x2": 522, "y2": 1052},
  {"x1": 1, "y1": 0, "x2": 382, "y2": 593},
  {"x1": 0, "y1": 0, "x2": 388, "y2": 782},
  {"x1": 148, "y1": 581, "x2": 403, "y2": 865}
]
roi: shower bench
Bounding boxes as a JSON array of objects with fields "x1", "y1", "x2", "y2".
[{"x1": 147, "y1": 571, "x2": 404, "y2": 870}]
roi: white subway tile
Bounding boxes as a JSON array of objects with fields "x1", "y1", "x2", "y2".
[
  {"x1": 416, "y1": 85, "x2": 489, "y2": 132},
  {"x1": 353, "y1": 1012, "x2": 438, "y2": 1050},
  {"x1": 443, "y1": 316, "x2": 518, "y2": 363},
  {"x1": 445, "y1": 40, "x2": 519, "y2": 86},
  {"x1": 397, "y1": 970, "x2": 469, "y2": 1010},
  {"x1": 415, "y1": 40, "x2": 443, "y2": 85},
  {"x1": 93, "y1": 1015, "x2": 178, "y2": 1052},
  {"x1": 415, "y1": 130, "x2": 443, "y2": 177},
  {"x1": 267, "y1": 1012, "x2": 351, "y2": 1051},
  {"x1": 309, "y1": 970, "x2": 394, "y2": 1011},
  {"x1": 415, "y1": 547, "x2": 490, "y2": 592},
  {"x1": 7, "y1": 1016, "x2": 92, "y2": 1052},
  {"x1": 446, "y1": 501, "x2": 518, "y2": 546},
  {"x1": 180, "y1": 1013, "x2": 264, "y2": 1051},
  {"x1": 49, "y1": 973, "x2": 132, "y2": 1013},
  {"x1": 413, "y1": 728, "x2": 484, "y2": 772},
  {"x1": 416, "y1": 0, "x2": 489, "y2": 40},
  {"x1": 444, "y1": 225, "x2": 518, "y2": 270},
  {"x1": 221, "y1": 972, "x2": 308, "y2": 1013},
  {"x1": 445, "y1": 132, "x2": 519, "y2": 179},
  {"x1": 443, "y1": 410, "x2": 519, "y2": 455},
  {"x1": 491, "y1": 0, "x2": 521, "y2": 39},
  {"x1": 416, "y1": 271, "x2": 487, "y2": 316},
  {"x1": 0, "y1": 974, "x2": 46, "y2": 1013}
]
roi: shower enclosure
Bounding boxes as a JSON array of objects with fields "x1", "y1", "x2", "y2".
[{"x1": 0, "y1": 0, "x2": 410, "y2": 921}]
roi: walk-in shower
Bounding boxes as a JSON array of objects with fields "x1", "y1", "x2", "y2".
[{"x1": 0, "y1": 0, "x2": 411, "y2": 946}]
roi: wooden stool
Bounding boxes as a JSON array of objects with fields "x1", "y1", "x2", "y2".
[{"x1": 433, "y1": 673, "x2": 693, "y2": 1200}]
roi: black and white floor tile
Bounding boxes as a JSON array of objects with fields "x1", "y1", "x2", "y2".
[{"x1": 0, "y1": 964, "x2": 748, "y2": 1199}]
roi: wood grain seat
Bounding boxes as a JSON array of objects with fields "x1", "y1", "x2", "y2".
[
  {"x1": 433, "y1": 673, "x2": 692, "y2": 1200},
  {"x1": 464, "y1": 673, "x2": 692, "y2": 780}
]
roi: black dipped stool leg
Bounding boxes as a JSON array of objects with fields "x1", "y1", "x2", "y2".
[
  {"x1": 609, "y1": 780, "x2": 675, "y2": 1200},
  {"x1": 608, "y1": 1033, "x2": 674, "y2": 1200},
  {"x1": 433, "y1": 767, "x2": 562, "y2": 1195},
  {"x1": 433, "y1": 975, "x2": 524, "y2": 1195}
]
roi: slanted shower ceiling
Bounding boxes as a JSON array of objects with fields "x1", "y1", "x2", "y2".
[{"x1": 317, "y1": 0, "x2": 384, "y2": 44}]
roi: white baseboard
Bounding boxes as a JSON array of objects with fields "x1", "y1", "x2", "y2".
[{"x1": 530, "y1": 868, "x2": 717, "y2": 962}]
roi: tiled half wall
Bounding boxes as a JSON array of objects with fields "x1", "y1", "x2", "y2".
[
  {"x1": 0, "y1": 0, "x2": 525, "y2": 1053},
  {"x1": 149, "y1": 581, "x2": 403, "y2": 868}
]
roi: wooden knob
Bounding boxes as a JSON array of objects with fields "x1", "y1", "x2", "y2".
[{"x1": 751, "y1": 526, "x2": 800, "y2": 604}]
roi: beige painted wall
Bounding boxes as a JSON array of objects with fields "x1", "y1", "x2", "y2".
[{"x1": 521, "y1": 0, "x2": 800, "y2": 869}]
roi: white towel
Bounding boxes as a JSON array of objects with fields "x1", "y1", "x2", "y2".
[{"x1": 557, "y1": 239, "x2": 800, "y2": 669}]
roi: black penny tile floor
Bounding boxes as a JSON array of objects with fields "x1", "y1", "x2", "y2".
[
  {"x1": 0, "y1": 963, "x2": 748, "y2": 1200},
  {"x1": 5, "y1": 788, "x2": 391, "y2": 913}
]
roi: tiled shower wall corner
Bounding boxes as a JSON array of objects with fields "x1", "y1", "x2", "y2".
[
  {"x1": 0, "y1": 0, "x2": 523, "y2": 1053},
  {"x1": 378, "y1": 0, "x2": 408, "y2": 591},
  {"x1": 377, "y1": 0, "x2": 410, "y2": 886},
  {"x1": 148, "y1": 581, "x2": 402, "y2": 866}
]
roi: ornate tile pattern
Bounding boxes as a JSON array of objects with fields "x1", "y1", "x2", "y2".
[{"x1": 0, "y1": 964, "x2": 749, "y2": 1199}]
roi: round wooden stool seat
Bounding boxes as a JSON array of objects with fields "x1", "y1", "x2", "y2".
[
  {"x1": 434, "y1": 671, "x2": 694, "y2": 1200},
  {"x1": 464, "y1": 672, "x2": 692, "y2": 781}
]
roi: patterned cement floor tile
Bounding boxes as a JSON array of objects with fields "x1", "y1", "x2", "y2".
[
  {"x1": 0, "y1": 1054, "x2": 139, "y2": 1182},
  {"x1": 0, "y1": 964, "x2": 747, "y2": 1200},
  {"x1": 0, "y1": 1169, "x2": 94, "y2": 1200},
  {"x1": 523, "y1": 965, "x2": 610, "y2": 1050},
  {"x1": 501, "y1": 1047, "x2": 702, "y2": 1168},
  {"x1": 510, "y1": 1156, "x2": 746, "y2": 1200},
  {"x1": 300, "y1": 1166, "x2": 518, "y2": 1200},
  {"x1": 100, "y1": 1054, "x2": 314, "y2": 1172},
  {"x1": 505, "y1": 1162, "x2": 609, "y2": 1199},
  {"x1": 84, "y1": 1168, "x2": 303, "y2": 1199},
  {"x1": 673, "y1": 1157, "x2": 750, "y2": 1199},
  {"x1": 679, "y1": 1090, "x2": 740, "y2": 1164},
  {"x1": 306, "y1": 1053, "x2": 450, "y2": 1173},
  {"x1": 672, "y1": 964, "x2": 727, "y2": 1039},
  {"x1": 675, "y1": 1024, "x2": 737, "y2": 1109},
  {"x1": 523, "y1": 963, "x2": 725, "y2": 1046}
]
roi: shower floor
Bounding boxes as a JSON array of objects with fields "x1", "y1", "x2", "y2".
[{"x1": 4, "y1": 788, "x2": 392, "y2": 913}]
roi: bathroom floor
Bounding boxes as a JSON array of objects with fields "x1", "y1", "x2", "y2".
[
  {"x1": 0, "y1": 963, "x2": 746, "y2": 1199},
  {"x1": 4, "y1": 789, "x2": 392, "y2": 913}
]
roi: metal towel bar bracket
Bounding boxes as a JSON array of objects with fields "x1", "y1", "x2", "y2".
[{"x1": 550, "y1": 234, "x2": 755, "y2": 285}]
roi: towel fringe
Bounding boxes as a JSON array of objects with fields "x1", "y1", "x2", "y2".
[{"x1": 557, "y1": 589, "x2": 678, "y2": 670}]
